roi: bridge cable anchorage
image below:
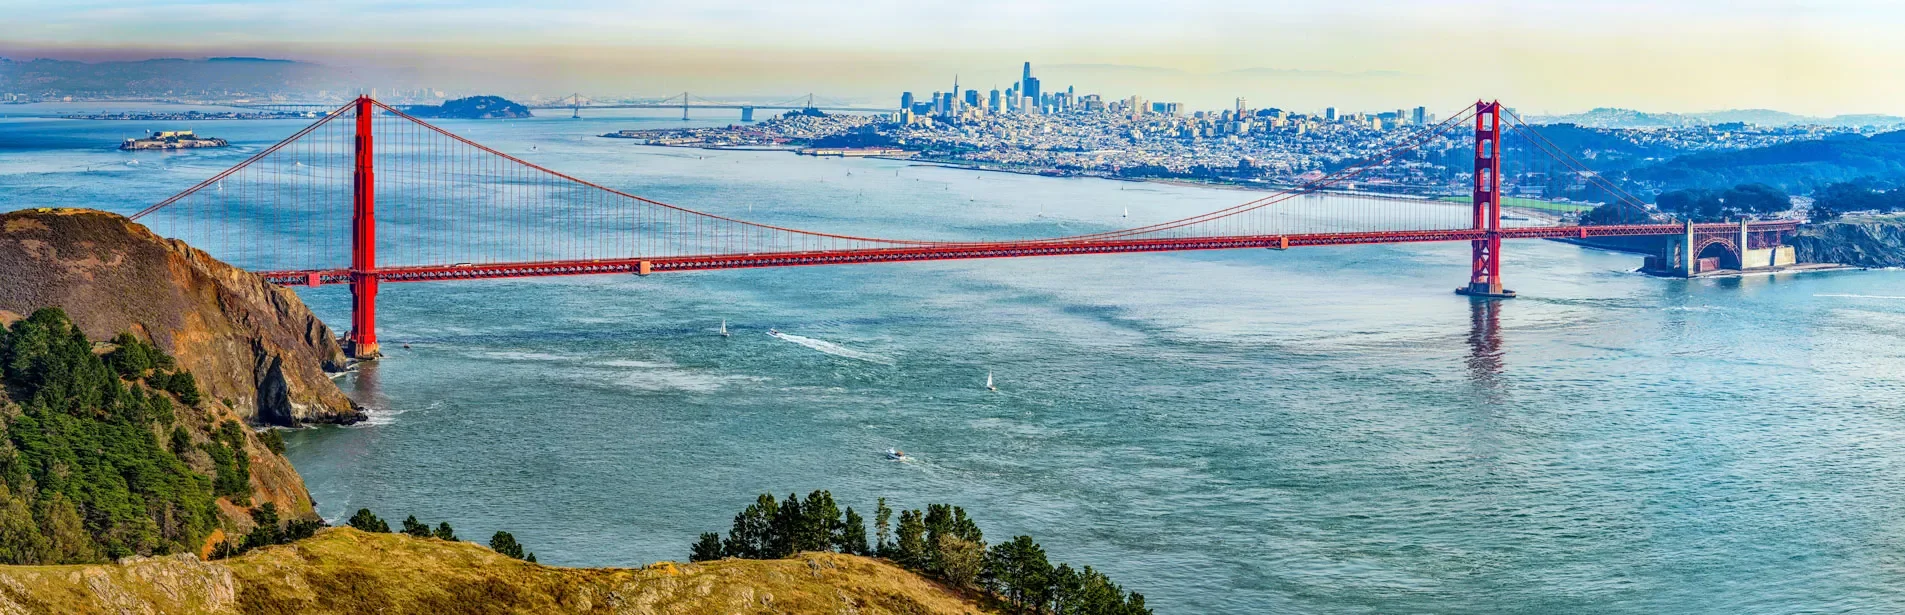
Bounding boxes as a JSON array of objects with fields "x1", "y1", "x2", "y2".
[{"x1": 132, "y1": 97, "x2": 1798, "y2": 351}]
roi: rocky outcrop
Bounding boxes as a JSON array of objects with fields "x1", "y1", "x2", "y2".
[
  {"x1": 1790, "y1": 218, "x2": 1905, "y2": 268},
  {"x1": 0, "y1": 208, "x2": 362, "y2": 426}
]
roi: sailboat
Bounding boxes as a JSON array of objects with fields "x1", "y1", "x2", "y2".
[
  {"x1": 719, "y1": 319, "x2": 730, "y2": 338},
  {"x1": 1122, "y1": 207, "x2": 1129, "y2": 218},
  {"x1": 986, "y1": 371, "x2": 996, "y2": 391}
]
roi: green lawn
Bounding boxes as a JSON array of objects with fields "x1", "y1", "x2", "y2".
[{"x1": 1436, "y1": 196, "x2": 1596, "y2": 213}]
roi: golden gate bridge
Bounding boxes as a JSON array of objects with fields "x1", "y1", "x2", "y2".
[{"x1": 130, "y1": 97, "x2": 1798, "y2": 359}]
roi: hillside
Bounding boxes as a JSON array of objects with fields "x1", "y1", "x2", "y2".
[
  {"x1": 1625, "y1": 131, "x2": 1905, "y2": 192},
  {"x1": 0, "y1": 208, "x2": 361, "y2": 428},
  {"x1": 404, "y1": 96, "x2": 533, "y2": 119},
  {"x1": 0, "y1": 528, "x2": 993, "y2": 615}
]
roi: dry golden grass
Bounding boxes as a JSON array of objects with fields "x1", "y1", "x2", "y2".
[{"x1": 0, "y1": 528, "x2": 995, "y2": 615}]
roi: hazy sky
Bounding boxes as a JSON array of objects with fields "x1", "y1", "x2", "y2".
[{"x1": 5, "y1": 0, "x2": 1904, "y2": 115}]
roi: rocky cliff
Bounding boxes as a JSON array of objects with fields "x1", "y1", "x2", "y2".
[
  {"x1": 0, "y1": 208, "x2": 361, "y2": 426},
  {"x1": 0, "y1": 529, "x2": 994, "y2": 615},
  {"x1": 1789, "y1": 218, "x2": 1905, "y2": 268}
]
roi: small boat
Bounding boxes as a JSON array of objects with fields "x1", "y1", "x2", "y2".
[
  {"x1": 719, "y1": 319, "x2": 730, "y2": 338},
  {"x1": 986, "y1": 371, "x2": 996, "y2": 391},
  {"x1": 885, "y1": 448, "x2": 910, "y2": 461},
  {"x1": 768, "y1": 328, "x2": 782, "y2": 338},
  {"x1": 1122, "y1": 207, "x2": 1129, "y2": 218}
]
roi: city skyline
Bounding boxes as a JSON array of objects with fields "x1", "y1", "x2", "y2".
[{"x1": 5, "y1": 0, "x2": 1905, "y2": 115}]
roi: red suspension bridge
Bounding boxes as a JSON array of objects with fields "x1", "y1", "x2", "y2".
[{"x1": 131, "y1": 97, "x2": 1798, "y2": 358}]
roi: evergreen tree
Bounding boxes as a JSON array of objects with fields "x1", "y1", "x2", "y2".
[
  {"x1": 894, "y1": 509, "x2": 928, "y2": 570},
  {"x1": 770, "y1": 492, "x2": 802, "y2": 557},
  {"x1": 0, "y1": 483, "x2": 48, "y2": 564},
  {"x1": 722, "y1": 494, "x2": 777, "y2": 559},
  {"x1": 798, "y1": 490, "x2": 841, "y2": 553},
  {"x1": 434, "y1": 522, "x2": 456, "y2": 541},
  {"x1": 489, "y1": 531, "x2": 527, "y2": 560},
  {"x1": 40, "y1": 494, "x2": 103, "y2": 564},
  {"x1": 690, "y1": 532, "x2": 725, "y2": 562},
  {"x1": 284, "y1": 518, "x2": 323, "y2": 541},
  {"x1": 526, "y1": 552, "x2": 537, "y2": 563},
  {"x1": 983, "y1": 535, "x2": 1052, "y2": 612},
  {"x1": 839, "y1": 507, "x2": 870, "y2": 556},
  {"x1": 347, "y1": 508, "x2": 388, "y2": 533},
  {"x1": 874, "y1": 497, "x2": 893, "y2": 557},
  {"x1": 242, "y1": 503, "x2": 283, "y2": 550},
  {"x1": 401, "y1": 515, "x2": 431, "y2": 538}
]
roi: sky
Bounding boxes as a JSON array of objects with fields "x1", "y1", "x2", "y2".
[{"x1": 4, "y1": 0, "x2": 1904, "y2": 115}]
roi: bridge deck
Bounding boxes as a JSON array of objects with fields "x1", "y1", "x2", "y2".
[{"x1": 259, "y1": 222, "x2": 1796, "y2": 286}]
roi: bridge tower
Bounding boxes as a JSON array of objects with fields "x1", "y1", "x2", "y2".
[
  {"x1": 348, "y1": 96, "x2": 381, "y2": 358},
  {"x1": 1457, "y1": 100, "x2": 1516, "y2": 298}
]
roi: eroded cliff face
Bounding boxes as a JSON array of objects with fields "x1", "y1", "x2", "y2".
[
  {"x1": 1790, "y1": 218, "x2": 1905, "y2": 268},
  {"x1": 0, "y1": 208, "x2": 361, "y2": 427}
]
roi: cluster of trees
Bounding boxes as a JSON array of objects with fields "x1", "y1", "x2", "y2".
[
  {"x1": 344, "y1": 507, "x2": 536, "y2": 562},
  {"x1": 690, "y1": 492, "x2": 1150, "y2": 614},
  {"x1": 208, "y1": 502, "x2": 323, "y2": 559},
  {"x1": 1653, "y1": 183, "x2": 1792, "y2": 222},
  {"x1": 1810, "y1": 178, "x2": 1905, "y2": 221},
  {"x1": 0, "y1": 308, "x2": 222, "y2": 562}
]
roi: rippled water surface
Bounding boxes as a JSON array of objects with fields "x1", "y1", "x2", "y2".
[{"x1": 6, "y1": 107, "x2": 1905, "y2": 613}]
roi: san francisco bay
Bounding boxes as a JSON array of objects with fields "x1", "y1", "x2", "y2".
[{"x1": 5, "y1": 107, "x2": 1905, "y2": 613}]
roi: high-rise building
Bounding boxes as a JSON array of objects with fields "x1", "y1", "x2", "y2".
[
  {"x1": 1022, "y1": 62, "x2": 1033, "y2": 91},
  {"x1": 1325, "y1": 107, "x2": 1337, "y2": 121},
  {"x1": 901, "y1": 92, "x2": 914, "y2": 110},
  {"x1": 1024, "y1": 77, "x2": 1041, "y2": 107},
  {"x1": 1236, "y1": 97, "x2": 1247, "y2": 115},
  {"x1": 965, "y1": 89, "x2": 980, "y2": 109},
  {"x1": 988, "y1": 88, "x2": 1002, "y2": 113},
  {"x1": 1413, "y1": 106, "x2": 1427, "y2": 126}
]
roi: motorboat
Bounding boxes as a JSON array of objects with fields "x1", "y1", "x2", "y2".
[{"x1": 885, "y1": 448, "x2": 910, "y2": 461}]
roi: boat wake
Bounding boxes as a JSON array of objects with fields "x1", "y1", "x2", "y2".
[{"x1": 769, "y1": 331, "x2": 895, "y2": 366}]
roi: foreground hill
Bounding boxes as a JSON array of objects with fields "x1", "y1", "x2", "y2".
[{"x1": 0, "y1": 528, "x2": 991, "y2": 615}]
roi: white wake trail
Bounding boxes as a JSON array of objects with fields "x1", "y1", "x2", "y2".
[{"x1": 770, "y1": 332, "x2": 896, "y2": 366}]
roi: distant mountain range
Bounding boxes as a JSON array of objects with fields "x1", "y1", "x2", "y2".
[{"x1": 1529, "y1": 107, "x2": 1905, "y2": 129}]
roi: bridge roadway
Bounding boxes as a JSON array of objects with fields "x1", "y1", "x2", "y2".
[
  {"x1": 259, "y1": 221, "x2": 1797, "y2": 287},
  {"x1": 234, "y1": 102, "x2": 895, "y2": 113}
]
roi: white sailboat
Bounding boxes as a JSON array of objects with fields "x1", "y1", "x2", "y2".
[
  {"x1": 1122, "y1": 207, "x2": 1129, "y2": 218},
  {"x1": 719, "y1": 319, "x2": 730, "y2": 337},
  {"x1": 986, "y1": 371, "x2": 996, "y2": 391}
]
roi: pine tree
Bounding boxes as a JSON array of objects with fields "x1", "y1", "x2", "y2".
[
  {"x1": 689, "y1": 532, "x2": 725, "y2": 562},
  {"x1": 770, "y1": 493, "x2": 802, "y2": 557},
  {"x1": 894, "y1": 509, "x2": 927, "y2": 570},
  {"x1": 242, "y1": 503, "x2": 283, "y2": 550},
  {"x1": 434, "y1": 522, "x2": 456, "y2": 541},
  {"x1": 838, "y1": 507, "x2": 870, "y2": 555},
  {"x1": 722, "y1": 494, "x2": 777, "y2": 559},
  {"x1": 489, "y1": 531, "x2": 526, "y2": 559},
  {"x1": 0, "y1": 483, "x2": 48, "y2": 564},
  {"x1": 799, "y1": 490, "x2": 841, "y2": 553},
  {"x1": 347, "y1": 508, "x2": 388, "y2": 533},
  {"x1": 401, "y1": 515, "x2": 431, "y2": 538},
  {"x1": 41, "y1": 494, "x2": 104, "y2": 564},
  {"x1": 874, "y1": 497, "x2": 893, "y2": 557}
]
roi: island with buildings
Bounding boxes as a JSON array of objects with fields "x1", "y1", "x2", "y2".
[{"x1": 118, "y1": 130, "x2": 229, "y2": 150}]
